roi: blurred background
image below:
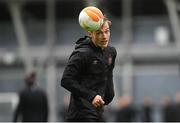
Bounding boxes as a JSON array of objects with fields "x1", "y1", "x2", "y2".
[{"x1": 0, "y1": 0, "x2": 180, "y2": 122}]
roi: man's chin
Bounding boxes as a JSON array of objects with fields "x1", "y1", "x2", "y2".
[
  {"x1": 101, "y1": 45, "x2": 108, "y2": 48},
  {"x1": 98, "y1": 44, "x2": 108, "y2": 49}
]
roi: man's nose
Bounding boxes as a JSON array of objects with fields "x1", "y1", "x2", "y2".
[{"x1": 102, "y1": 33, "x2": 106, "y2": 38}]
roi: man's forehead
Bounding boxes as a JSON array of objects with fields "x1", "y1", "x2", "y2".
[
  {"x1": 96, "y1": 28, "x2": 109, "y2": 33},
  {"x1": 96, "y1": 24, "x2": 110, "y2": 32}
]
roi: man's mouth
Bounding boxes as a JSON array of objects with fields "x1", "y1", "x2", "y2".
[{"x1": 101, "y1": 40, "x2": 108, "y2": 43}]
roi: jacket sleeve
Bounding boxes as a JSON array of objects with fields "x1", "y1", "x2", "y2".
[
  {"x1": 61, "y1": 52, "x2": 97, "y2": 102},
  {"x1": 104, "y1": 47, "x2": 117, "y2": 105},
  {"x1": 104, "y1": 76, "x2": 114, "y2": 105}
]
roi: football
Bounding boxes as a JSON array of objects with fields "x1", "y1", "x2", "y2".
[{"x1": 79, "y1": 6, "x2": 104, "y2": 32}]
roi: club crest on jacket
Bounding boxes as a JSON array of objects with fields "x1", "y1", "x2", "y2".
[{"x1": 93, "y1": 60, "x2": 98, "y2": 65}]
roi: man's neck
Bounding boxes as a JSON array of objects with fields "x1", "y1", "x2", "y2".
[{"x1": 91, "y1": 39, "x2": 105, "y2": 50}]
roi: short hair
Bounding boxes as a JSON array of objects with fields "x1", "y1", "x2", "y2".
[
  {"x1": 88, "y1": 15, "x2": 111, "y2": 33},
  {"x1": 103, "y1": 15, "x2": 112, "y2": 26}
]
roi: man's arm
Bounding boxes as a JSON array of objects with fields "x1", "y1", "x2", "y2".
[
  {"x1": 61, "y1": 52, "x2": 97, "y2": 102},
  {"x1": 104, "y1": 76, "x2": 115, "y2": 105},
  {"x1": 104, "y1": 47, "x2": 117, "y2": 105}
]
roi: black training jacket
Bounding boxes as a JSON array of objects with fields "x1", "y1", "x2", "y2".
[{"x1": 61, "y1": 36, "x2": 117, "y2": 121}]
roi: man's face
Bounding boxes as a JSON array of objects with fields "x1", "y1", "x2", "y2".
[{"x1": 89, "y1": 21, "x2": 110, "y2": 48}]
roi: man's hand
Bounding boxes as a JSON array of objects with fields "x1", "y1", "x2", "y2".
[{"x1": 92, "y1": 95, "x2": 105, "y2": 108}]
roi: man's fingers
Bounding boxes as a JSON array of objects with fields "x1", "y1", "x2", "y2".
[
  {"x1": 92, "y1": 95, "x2": 105, "y2": 108},
  {"x1": 99, "y1": 99, "x2": 105, "y2": 105},
  {"x1": 93, "y1": 100, "x2": 104, "y2": 108},
  {"x1": 93, "y1": 102, "x2": 100, "y2": 108},
  {"x1": 98, "y1": 98, "x2": 105, "y2": 105}
]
